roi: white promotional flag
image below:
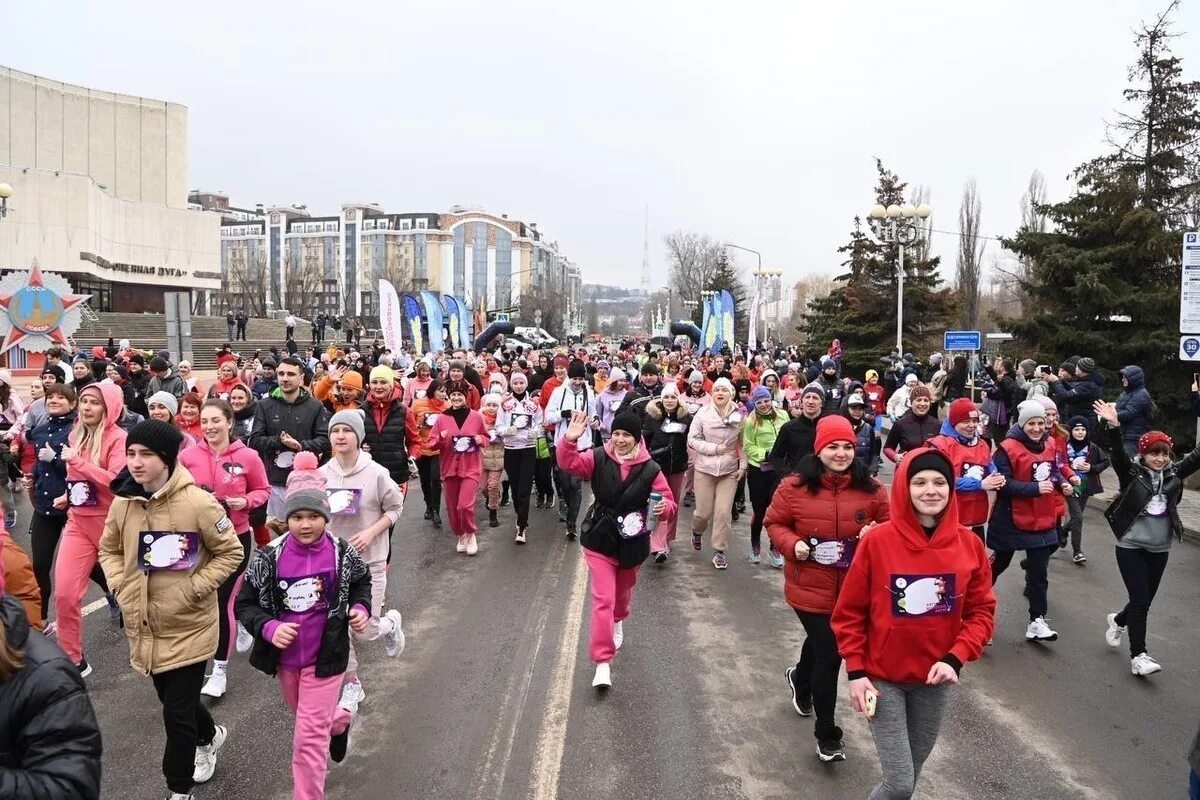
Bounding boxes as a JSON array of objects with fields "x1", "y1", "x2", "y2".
[{"x1": 378, "y1": 280, "x2": 405, "y2": 354}]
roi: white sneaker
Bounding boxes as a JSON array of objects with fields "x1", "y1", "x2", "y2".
[
  {"x1": 456, "y1": 536, "x2": 468, "y2": 553},
  {"x1": 339, "y1": 680, "x2": 366, "y2": 714},
  {"x1": 168, "y1": 794, "x2": 194, "y2": 800},
  {"x1": 612, "y1": 620, "x2": 624, "y2": 651},
  {"x1": 592, "y1": 662, "x2": 612, "y2": 689},
  {"x1": 235, "y1": 622, "x2": 254, "y2": 654},
  {"x1": 465, "y1": 533, "x2": 478, "y2": 555},
  {"x1": 192, "y1": 724, "x2": 226, "y2": 783},
  {"x1": 383, "y1": 610, "x2": 406, "y2": 658},
  {"x1": 200, "y1": 670, "x2": 227, "y2": 698},
  {"x1": 1025, "y1": 616, "x2": 1058, "y2": 642},
  {"x1": 514, "y1": 529, "x2": 527, "y2": 544},
  {"x1": 1105, "y1": 613, "x2": 1125, "y2": 648},
  {"x1": 1131, "y1": 652, "x2": 1162, "y2": 676}
]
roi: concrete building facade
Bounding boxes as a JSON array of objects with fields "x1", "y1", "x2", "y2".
[{"x1": 0, "y1": 67, "x2": 220, "y2": 312}]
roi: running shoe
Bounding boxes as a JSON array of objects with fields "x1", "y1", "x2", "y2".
[
  {"x1": 1072, "y1": 551, "x2": 1087, "y2": 565},
  {"x1": 200, "y1": 671, "x2": 227, "y2": 698},
  {"x1": 465, "y1": 533, "x2": 478, "y2": 555},
  {"x1": 1105, "y1": 613, "x2": 1125, "y2": 647},
  {"x1": 712, "y1": 551, "x2": 728, "y2": 570},
  {"x1": 748, "y1": 547, "x2": 761, "y2": 565},
  {"x1": 592, "y1": 662, "x2": 612, "y2": 690},
  {"x1": 192, "y1": 725, "x2": 226, "y2": 783},
  {"x1": 691, "y1": 532, "x2": 702, "y2": 551},
  {"x1": 456, "y1": 536, "x2": 467, "y2": 553},
  {"x1": 383, "y1": 610, "x2": 405, "y2": 657},
  {"x1": 768, "y1": 547, "x2": 785, "y2": 569},
  {"x1": 785, "y1": 667, "x2": 812, "y2": 716},
  {"x1": 514, "y1": 527, "x2": 527, "y2": 544},
  {"x1": 565, "y1": 525, "x2": 577, "y2": 541},
  {"x1": 43, "y1": 620, "x2": 57, "y2": 638},
  {"x1": 1131, "y1": 652, "x2": 1162, "y2": 676},
  {"x1": 168, "y1": 793, "x2": 194, "y2": 800},
  {"x1": 613, "y1": 620, "x2": 624, "y2": 651},
  {"x1": 235, "y1": 622, "x2": 254, "y2": 654},
  {"x1": 816, "y1": 738, "x2": 846, "y2": 762},
  {"x1": 654, "y1": 551, "x2": 668, "y2": 565},
  {"x1": 339, "y1": 680, "x2": 366, "y2": 714},
  {"x1": 76, "y1": 658, "x2": 92, "y2": 678},
  {"x1": 1025, "y1": 616, "x2": 1058, "y2": 642},
  {"x1": 330, "y1": 718, "x2": 352, "y2": 764}
]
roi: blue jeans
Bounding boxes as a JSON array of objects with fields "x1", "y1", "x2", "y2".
[{"x1": 1190, "y1": 768, "x2": 1199, "y2": 800}]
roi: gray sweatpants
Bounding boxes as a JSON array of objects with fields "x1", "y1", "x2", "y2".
[{"x1": 868, "y1": 679, "x2": 950, "y2": 800}]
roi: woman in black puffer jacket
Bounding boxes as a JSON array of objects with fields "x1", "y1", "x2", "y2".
[
  {"x1": 0, "y1": 593, "x2": 102, "y2": 799},
  {"x1": 642, "y1": 386, "x2": 691, "y2": 564}
]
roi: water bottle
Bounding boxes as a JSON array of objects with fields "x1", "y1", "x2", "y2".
[{"x1": 646, "y1": 491, "x2": 663, "y2": 530}]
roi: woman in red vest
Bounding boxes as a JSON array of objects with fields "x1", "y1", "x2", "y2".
[
  {"x1": 929, "y1": 399, "x2": 1005, "y2": 541},
  {"x1": 988, "y1": 400, "x2": 1077, "y2": 643}
]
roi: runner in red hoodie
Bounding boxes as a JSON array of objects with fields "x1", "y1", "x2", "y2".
[{"x1": 831, "y1": 447, "x2": 995, "y2": 799}]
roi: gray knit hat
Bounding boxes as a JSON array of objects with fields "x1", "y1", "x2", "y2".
[
  {"x1": 328, "y1": 409, "x2": 366, "y2": 447},
  {"x1": 147, "y1": 391, "x2": 178, "y2": 416},
  {"x1": 1016, "y1": 399, "x2": 1047, "y2": 428}
]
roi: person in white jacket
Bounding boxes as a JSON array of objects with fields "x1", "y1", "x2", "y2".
[
  {"x1": 544, "y1": 361, "x2": 598, "y2": 538},
  {"x1": 496, "y1": 371, "x2": 543, "y2": 543},
  {"x1": 887, "y1": 373, "x2": 919, "y2": 421},
  {"x1": 320, "y1": 409, "x2": 406, "y2": 716}
]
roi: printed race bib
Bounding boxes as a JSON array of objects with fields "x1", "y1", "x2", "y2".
[
  {"x1": 424, "y1": 412, "x2": 440, "y2": 428},
  {"x1": 807, "y1": 535, "x2": 857, "y2": 568},
  {"x1": 278, "y1": 573, "x2": 331, "y2": 613},
  {"x1": 327, "y1": 488, "x2": 362, "y2": 516},
  {"x1": 687, "y1": 403, "x2": 700, "y2": 415},
  {"x1": 274, "y1": 451, "x2": 296, "y2": 469},
  {"x1": 609, "y1": 399, "x2": 622, "y2": 412},
  {"x1": 1030, "y1": 460, "x2": 1054, "y2": 482},
  {"x1": 222, "y1": 461, "x2": 247, "y2": 478},
  {"x1": 661, "y1": 421, "x2": 685, "y2": 434},
  {"x1": 512, "y1": 413, "x2": 531, "y2": 430},
  {"x1": 616, "y1": 511, "x2": 647, "y2": 539},
  {"x1": 67, "y1": 480, "x2": 98, "y2": 507},
  {"x1": 452, "y1": 435, "x2": 477, "y2": 453},
  {"x1": 415, "y1": 390, "x2": 427, "y2": 399},
  {"x1": 891, "y1": 574, "x2": 957, "y2": 617},
  {"x1": 724, "y1": 412, "x2": 743, "y2": 426},
  {"x1": 138, "y1": 531, "x2": 201, "y2": 572},
  {"x1": 1144, "y1": 493, "x2": 1168, "y2": 517},
  {"x1": 961, "y1": 462, "x2": 986, "y2": 482}
]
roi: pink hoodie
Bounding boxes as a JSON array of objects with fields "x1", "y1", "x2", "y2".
[
  {"x1": 177, "y1": 438, "x2": 270, "y2": 534},
  {"x1": 556, "y1": 438, "x2": 678, "y2": 523},
  {"x1": 65, "y1": 382, "x2": 127, "y2": 518}
]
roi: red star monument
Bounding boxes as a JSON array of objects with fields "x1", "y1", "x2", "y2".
[{"x1": 0, "y1": 262, "x2": 91, "y2": 355}]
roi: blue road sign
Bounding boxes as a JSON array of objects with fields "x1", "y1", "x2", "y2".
[{"x1": 944, "y1": 330, "x2": 982, "y2": 351}]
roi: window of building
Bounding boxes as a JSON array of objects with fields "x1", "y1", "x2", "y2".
[
  {"x1": 400, "y1": 220, "x2": 412, "y2": 231},
  {"x1": 415, "y1": 219, "x2": 428, "y2": 230}
]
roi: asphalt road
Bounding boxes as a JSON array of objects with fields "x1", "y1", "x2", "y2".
[{"x1": 8, "y1": 473, "x2": 1199, "y2": 800}]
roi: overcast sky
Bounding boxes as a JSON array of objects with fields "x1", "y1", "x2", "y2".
[{"x1": 6, "y1": 1, "x2": 1198, "y2": 294}]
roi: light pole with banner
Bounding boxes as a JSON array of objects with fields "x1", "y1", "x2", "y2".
[{"x1": 867, "y1": 202, "x2": 932, "y2": 353}]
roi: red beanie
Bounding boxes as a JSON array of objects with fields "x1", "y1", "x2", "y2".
[
  {"x1": 948, "y1": 398, "x2": 979, "y2": 427},
  {"x1": 1138, "y1": 430, "x2": 1172, "y2": 455},
  {"x1": 814, "y1": 415, "x2": 856, "y2": 453}
]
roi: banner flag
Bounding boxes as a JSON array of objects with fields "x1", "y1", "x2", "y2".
[
  {"x1": 420, "y1": 290, "x2": 445, "y2": 352},
  {"x1": 403, "y1": 294, "x2": 424, "y2": 354},
  {"x1": 378, "y1": 281, "x2": 405, "y2": 354}
]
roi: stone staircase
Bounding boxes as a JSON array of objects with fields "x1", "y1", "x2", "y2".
[{"x1": 73, "y1": 313, "x2": 317, "y2": 370}]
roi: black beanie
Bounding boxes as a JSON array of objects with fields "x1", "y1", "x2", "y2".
[
  {"x1": 610, "y1": 412, "x2": 642, "y2": 439},
  {"x1": 640, "y1": 362, "x2": 660, "y2": 376},
  {"x1": 907, "y1": 449, "x2": 954, "y2": 488},
  {"x1": 149, "y1": 356, "x2": 170, "y2": 372},
  {"x1": 567, "y1": 361, "x2": 587, "y2": 379},
  {"x1": 126, "y1": 419, "x2": 183, "y2": 473}
]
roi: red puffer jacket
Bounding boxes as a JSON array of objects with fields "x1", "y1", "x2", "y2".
[{"x1": 765, "y1": 471, "x2": 890, "y2": 614}]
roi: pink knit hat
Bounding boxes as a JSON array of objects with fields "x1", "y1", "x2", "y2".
[{"x1": 283, "y1": 452, "x2": 330, "y2": 520}]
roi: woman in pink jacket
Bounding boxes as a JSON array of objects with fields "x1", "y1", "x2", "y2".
[
  {"x1": 57, "y1": 381, "x2": 127, "y2": 675},
  {"x1": 428, "y1": 381, "x2": 488, "y2": 552},
  {"x1": 557, "y1": 410, "x2": 675, "y2": 690},
  {"x1": 178, "y1": 398, "x2": 270, "y2": 698},
  {"x1": 686, "y1": 378, "x2": 747, "y2": 570}
]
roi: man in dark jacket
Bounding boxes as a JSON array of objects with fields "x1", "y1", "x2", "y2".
[
  {"x1": 1115, "y1": 364, "x2": 1153, "y2": 458},
  {"x1": 125, "y1": 354, "x2": 153, "y2": 418},
  {"x1": 617, "y1": 362, "x2": 664, "y2": 419},
  {"x1": 769, "y1": 384, "x2": 824, "y2": 474},
  {"x1": 814, "y1": 357, "x2": 843, "y2": 414},
  {"x1": 249, "y1": 356, "x2": 330, "y2": 519},
  {"x1": 1048, "y1": 356, "x2": 1104, "y2": 421},
  {"x1": 146, "y1": 356, "x2": 187, "y2": 401},
  {"x1": 362, "y1": 365, "x2": 411, "y2": 485}
]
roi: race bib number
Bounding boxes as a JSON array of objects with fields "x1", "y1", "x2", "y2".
[
  {"x1": 512, "y1": 413, "x2": 531, "y2": 430},
  {"x1": 1030, "y1": 460, "x2": 1054, "y2": 482},
  {"x1": 278, "y1": 572, "x2": 331, "y2": 613},
  {"x1": 687, "y1": 403, "x2": 700, "y2": 415},
  {"x1": 452, "y1": 435, "x2": 477, "y2": 453},
  {"x1": 1144, "y1": 493, "x2": 1168, "y2": 517},
  {"x1": 138, "y1": 530, "x2": 201, "y2": 572},
  {"x1": 661, "y1": 421, "x2": 685, "y2": 434},
  {"x1": 274, "y1": 451, "x2": 295, "y2": 469},
  {"x1": 327, "y1": 488, "x2": 362, "y2": 516},
  {"x1": 961, "y1": 462, "x2": 986, "y2": 482},
  {"x1": 890, "y1": 574, "x2": 957, "y2": 617},
  {"x1": 609, "y1": 399, "x2": 622, "y2": 412},
  {"x1": 617, "y1": 511, "x2": 647, "y2": 539},
  {"x1": 807, "y1": 536, "x2": 857, "y2": 568},
  {"x1": 424, "y1": 412, "x2": 440, "y2": 428},
  {"x1": 415, "y1": 390, "x2": 427, "y2": 399},
  {"x1": 67, "y1": 480, "x2": 98, "y2": 507}
]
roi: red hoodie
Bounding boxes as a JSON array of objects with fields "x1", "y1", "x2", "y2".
[{"x1": 831, "y1": 448, "x2": 995, "y2": 683}]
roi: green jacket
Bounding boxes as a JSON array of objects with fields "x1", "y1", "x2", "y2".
[{"x1": 741, "y1": 410, "x2": 788, "y2": 467}]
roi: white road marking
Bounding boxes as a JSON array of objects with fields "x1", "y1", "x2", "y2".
[
  {"x1": 529, "y1": 548, "x2": 588, "y2": 800},
  {"x1": 81, "y1": 597, "x2": 109, "y2": 617}
]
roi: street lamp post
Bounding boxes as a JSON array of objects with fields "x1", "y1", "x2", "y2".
[
  {"x1": 866, "y1": 202, "x2": 932, "y2": 354},
  {"x1": 751, "y1": 269, "x2": 783, "y2": 343},
  {"x1": 0, "y1": 183, "x2": 13, "y2": 219}
]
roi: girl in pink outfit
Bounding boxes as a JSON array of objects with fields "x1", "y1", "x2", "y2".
[
  {"x1": 56, "y1": 381, "x2": 127, "y2": 673},
  {"x1": 178, "y1": 398, "x2": 271, "y2": 698},
  {"x1": 428, "y1": 381, "x2": 487, "y2": 554},
  {"x1": 557, "y1": 409, "x2": 676, "y2": 690},
  {"x1": 479, "y1": 393, "x2": 506, "y2": 529}
]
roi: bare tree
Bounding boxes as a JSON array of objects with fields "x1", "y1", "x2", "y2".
[
  {"x1": 786, "y1": 273, "x2": 837, "y2": 337},
  {"x1": 956, "y1": 179, "x2": 985, "y2": 330},
  {"x1": 222, "y1": 248, "x2": 268, "y2": 318},
  {"x1": 518, "y1": 281, "x2": 567, "y2": 338},
  {"x1": 1007, "y1": 169, "x2": 1049, "y2": 313},
  {"x1": 908, "y1": 185, "x2": 934, "y2": 264},
  {"x1": 280, "y1": 245, "x2": 326, "y2": 320},
  {"x1": 664, "y1": 231, "x2": 723, "y2": 308}
]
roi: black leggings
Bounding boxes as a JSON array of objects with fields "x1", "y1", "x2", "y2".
[
  {"x1": 30, "y1": 512, "x2": 109, "y2": 620},
  {"x1": 215, "y1": 532, "x2": 252, "y2": 661},
  {"x1": 794, "y1": 609, "x2": 842, "y2": 741},
  {"x1": 534, "y1": 452, "x2": 554, "y2": 500},
  {"x1": 1114, "y1": 547, "x2": 1169, "y2": 658},
  {"x1": 747, "y1": 466, "x2": 778, "y2": 550},
  {"x1": 991, "y1": 544, "x2": 1054, "y2": 620},
  {"x1": 152, "y1": 660, "x2": 215, "y2": 794},
  {"x1": 504, "y1": 448, "x2": 536, "y2": 527},
  {"x1": 417, "y1": 455, "x2": 441, "y2": 511}
]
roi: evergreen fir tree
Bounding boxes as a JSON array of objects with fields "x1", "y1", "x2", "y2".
[
  {"x1": 805, "y1": 160, "x2": 956, "y2": 376},
  {"x1": 705, "y1": 249, "x2": 750, "y2": 346},
  {"x1": 1001, "y1": 2, "x2": 1200, "y2": 445}
]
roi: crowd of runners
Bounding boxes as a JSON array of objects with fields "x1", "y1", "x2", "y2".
[{"x1": 0, "y1": 334, "x2": 1198, "y2": 799}]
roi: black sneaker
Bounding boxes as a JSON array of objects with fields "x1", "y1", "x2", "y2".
[
  {"x1": 423, "y1": 509, "x2": 432, "y2": 521},
  {"x1": 431, "y1": 510, "x2": 442, "y2": 529},
  {"x1": 535, "y1": 496, "x2": 545, "y2": 509},
  {"x1": 330, "y1": 719, "x2": 352, "y2": 764},
  {"x1": 654, "y1": 551, "x2": 668, "y2": 565},
  {"x1": 489, "y1": 510, "x2": 499, "y2": 528},
  {"x1": 816, "y1": 738, "x2": 846, "y2": 762},
  {"x1": 76, "y1": 658, "x2": 92, "y2": 678},
  {"x1": 785, "y1": 667, "x2": 812, "y2": 716},
  {"x1": 565, "y1": 525, "x2": 577, "y2": 541},
  {"x1": 731, "y1": 507, "x2": 740, "y2": 522}
]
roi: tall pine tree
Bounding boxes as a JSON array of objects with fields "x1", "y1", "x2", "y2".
[
  {"x1": 805, "y1": 160, "x2": 956, "y2": 376},
  {"x1": 1001, "y1": 2, "x2": 1200, "y2": 445}
]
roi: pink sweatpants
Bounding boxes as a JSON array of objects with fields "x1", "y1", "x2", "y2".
[
  {"x1": 483, "y1": 469, "x2": 503, "y2": 510},
  {"x1": 54, "y1": 515, "x2": 103, "y2": 663},
  {"x1": 442, "y1": 476, "x2": 479, "y2": 536},
  {"x1": 278, "y1": 665, "x2": 352, "y2": 800},
  {"x1": 650, "y1": 472, "x2": 685, "y2": 554},
  {"x1": 583, "y1": 549, "x2": 639, "y2": 664}
]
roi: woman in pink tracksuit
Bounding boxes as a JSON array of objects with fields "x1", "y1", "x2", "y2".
[
  {"x1": 57, "y1": 381, "x2": 127, "y2": 675},
  {"x1": 428, "y1": 381, "x2": 487, "y2": 553},
  {"x1": 557, "y1": 410, "x2": 675, "y2": 691},
  {"x1": 178, "y1": 398, "x2": 271, "y2": 698}
]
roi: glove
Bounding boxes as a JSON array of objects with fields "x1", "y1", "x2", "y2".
[{"x1": 38, "y1": 444, "x2": 55, "y2": 463}]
